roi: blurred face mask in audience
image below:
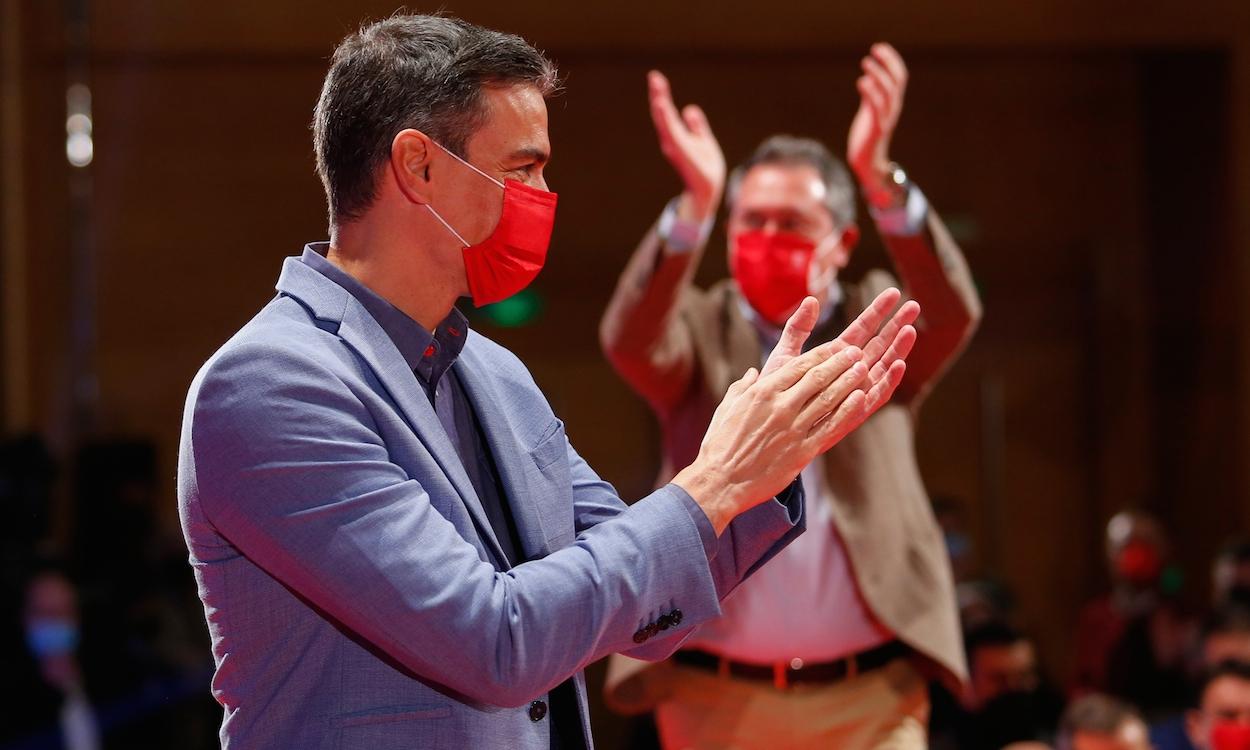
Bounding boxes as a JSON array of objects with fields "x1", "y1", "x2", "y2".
[
  {"x1": 1210, "y1": 722, "x2": 1250, "y2": 750},
  {"x1": 1115, "y1": 539, "x2": 1163, "y2": 586},
  {"x1": 25, "y1": 616, "x2": 80, "y2": 659}
]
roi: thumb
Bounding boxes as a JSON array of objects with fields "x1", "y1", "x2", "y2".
[{"x1": 762, "y1": 297, "x2": 819, "y2": 375}]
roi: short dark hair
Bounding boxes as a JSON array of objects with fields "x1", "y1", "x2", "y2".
[
  {"x1": 313, "y1": 14, "x2": 559, "y2": 225},
  {"x1": 964, "y1": 620, "x2": 1027, "y2": 658},
  {"x1": 1056, "y1": 693, "x2": 1143, "y2": 749},
  {"x1": 1204, "y1": 604, "x2": 1250, "y2": 641},
  {"x1": 725, "y1": 135, "x2": 857, "y2": 228}
]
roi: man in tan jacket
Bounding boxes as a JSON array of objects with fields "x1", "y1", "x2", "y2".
[{"x1": 601, "y1": 44, "x2": 980, "y2": 748}]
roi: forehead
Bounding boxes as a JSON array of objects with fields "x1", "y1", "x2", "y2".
[
  {"x1": 1205, "y1": 676, "x2": 1250, "y2": 708},
  {"x1": 466, "y1": 84, "x2": 549, "y2": 159},
  {"x1": 1072, "y1": 721, "x2": 1149, "y2": 750},
  {"x1": 975, "y1": 641, "x2": 1035, "y2": 669},
  {"x1": 735, "y1": 163, "x2": 827, "y2": 210}
]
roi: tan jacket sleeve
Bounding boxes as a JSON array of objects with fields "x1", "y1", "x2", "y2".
[
  {"x1": 879, "y1": 203, "x2": 982, "y2": 408},
  {"x1": 598, "y1": 212, "x2": 710, "y2": 415}
]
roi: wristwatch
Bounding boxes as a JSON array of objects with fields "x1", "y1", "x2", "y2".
[{"x1": 864, "y1": 161, "x2": 909, "y2": 211}]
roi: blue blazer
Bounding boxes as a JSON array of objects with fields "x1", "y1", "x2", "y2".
[{"x1": 177, "y1": 253, "x2": 804, "y2": 749}]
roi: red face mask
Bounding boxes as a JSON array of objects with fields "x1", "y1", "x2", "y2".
[
  {"x1": 1116, "y1": 540, "x2": 1163, "y2": 585},
  {"x1": 730, "y1": 229, "x2": 816, "y2": 326},
  {"x1": 1212, "y1": 721, "x2": 1250, "y2": 750},
  {"x1": 426, "y1": 143, "x2": 558, "y2": 307}
]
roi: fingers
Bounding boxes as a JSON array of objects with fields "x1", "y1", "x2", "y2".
[
  {"x1": 727, "y1": 366, "x2": 759, "y2": 397},
  {"x1": 868, "y1": 325, "x2": 916, "y2": 382},
  {"x1": 759, "y1": 339, "x2": 845, "y2": 392},
  {"x1": 761, "y1": 297, "x2": 820, "y2": 376},
  {"x1": 870, "y1": 42, "x2": 909, "y2": 91},
  {"x1": 784, "y1": 342, "x2": 864, "y2": 404},
  {"x1": 862, "y1": 359, "x2": 907, "y2": 414},
  {"x1": 859, "y1": 299, "x2": 920, "y2": 371},
  {"x1": 837, "y1": 287, "x2": 902, "y2": 347},
  {"x1": 682, "y1": 104, "x2": 711, "y2": 137},
  {"x1": 804, "y1": 387, "x2": 869, "y2": 452},
  {"x1": 793, "y1": 352, "x2": 869, "y2": 428},
  {"x1": 647, "y1": 70, "x2": 684, "y2": 147},
  {"x1": 856, "y1": 75, "x2": 887, "y2": 121}
]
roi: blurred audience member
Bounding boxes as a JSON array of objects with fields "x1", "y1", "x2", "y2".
[
  {"x1": 1202, "y1": 607, "x2": 1250, "y2": 671},
  {"x1": 1057, "y1": 693, "x2": 1152, "y2": 750},
  {"x1": 930, "y1": 621, "x2": 1064, "y2": 750},
  {"x1": 1, "y1": 564, "x2": 101, "y2": 750},
  {"x1": 1153, "y1": 608, "x2": 1250, "y2": 750},
  {"x1": 933, "y1": 495, "x2": 977, "y2": 584},
  {"x1": 1213, "y1": 542, "x2": 1250, "y2": 611},
  {"x1": 1186, "y1": 661, "x2": 1250, "y2": 750},
  {"x1": 1075, "y1": 511, "x2": 1196, "y2": 716}
]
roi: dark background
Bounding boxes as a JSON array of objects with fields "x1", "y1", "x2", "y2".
[{"x1": 2, "y1": 1, "x2": 1250, "y2": 746}]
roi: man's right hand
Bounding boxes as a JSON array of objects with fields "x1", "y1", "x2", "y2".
[
  {"x1": 673, "y1": 290, "x2": 918, "y2": 534},
  {"x1": 647, "y1": 70, "x2": 726, "y2": 221}
]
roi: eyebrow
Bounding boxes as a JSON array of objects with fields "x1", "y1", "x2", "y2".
[{"x1": 507, "y1": 147, "x2": 549, "y2": 165}]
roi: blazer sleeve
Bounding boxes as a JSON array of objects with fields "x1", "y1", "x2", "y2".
[
  {"x1": 558, "y1": 433, "x2": 806, "y2": 661},
  {"x1": 878, "y1": 202, "x2": 982, "y2": 408},
  {"x1": 184, "y1": 343, "x2": 796, "y2": 708},
  {"x1": 599, "y1": 214, "x2": 709, "y2": 414}
]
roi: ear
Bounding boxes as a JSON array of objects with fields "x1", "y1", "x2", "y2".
[
  {"x1": 1185, "y1": 710, "x2": 1204, "y2": 749},
  {"x1": 389, "y1": 129, "x2": 435, "y2": 206},
  {"x1": 831, "y1": 223, "x2": 860, "y2": 269}
]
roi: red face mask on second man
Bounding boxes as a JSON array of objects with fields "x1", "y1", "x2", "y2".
[{"x1": 730, "y1": 230, "x2": 818, "y2": 326}]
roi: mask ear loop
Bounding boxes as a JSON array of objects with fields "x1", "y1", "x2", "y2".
[
  {"x1": 431, "y1": 140, "x2": 506, "y2": 190},
  {"x1": 807, "y1": 232, "x2": 840, "y2": 297},
  {"x1": 425, "y1": 204, "x2": 471, "y2": 247},
  {"x1": 424, "y1": 139, "x2": 507, "y2": 247}
]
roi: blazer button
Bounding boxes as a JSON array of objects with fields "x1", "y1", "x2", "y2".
[
  {"x1": 669, "y1": 608, "x2": 683, "y2": 626},
  {"x1": 632, "y1": 628, "x2": 649, "y2": 644},
  {"x1": 529, "y1": 700, "x2": 548, "y2": 722},
  {"x1": 656, "y1": 614, "x2": 672, "y2": 630}
]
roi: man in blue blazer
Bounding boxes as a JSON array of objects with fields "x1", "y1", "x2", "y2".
[{"x1": 177, "y1": 14, "x2": 919, "y2": 749}]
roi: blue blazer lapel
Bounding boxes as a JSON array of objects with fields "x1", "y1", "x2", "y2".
[
  {"x1": 455, "y1": 343, "x2": 555, "y2": 560},
  {"x1": 276, "y1": 258, "x2": 510, "y2": 568}
]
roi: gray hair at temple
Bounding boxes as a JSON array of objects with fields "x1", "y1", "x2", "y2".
[
  {"x1": 725, "y1": 135, "x2": 858, "y2": 229},
  {"x1": 313, "y1": 14, "x2": 560, "y2": 225},
  {"x1": 1055, "y1": 693, "x2": 1146, "y2": 750}
]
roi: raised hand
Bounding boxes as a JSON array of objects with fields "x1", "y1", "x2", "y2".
[
  {"x1": 647, "y1": 70, "x2": 726, "y2": 218},
  {"x1": 846, "y1": 43, "x2": 908, "y2": 194}
]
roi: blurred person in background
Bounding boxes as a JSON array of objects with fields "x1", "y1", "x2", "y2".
[
  {"x1": 1056, "y1": 694, "x2": 1153, "y2": 750},
  {"x1": 1213, "y1": 541, "x2": 1250, "y2": 611},
  {"x1": 1075, "y1": 511, "x2": 1197, "y2": 716},
  {"x1": 1152, "y1": 606, "x2": 1250, "y2": 750},
  {"x1": 0, "y1": 564, "x2": 101, "y2": 750},
  {"x1": 930, "y1": 620, "x2": 1064, "y2": 750},
  {"x1": 1186, "y1": 661, "x2": 1250, "y2": 750},
  {"x1": 600, "y1": 43, "x2": 979, "y2": 749}
]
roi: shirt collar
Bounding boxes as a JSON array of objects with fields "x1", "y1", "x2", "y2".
[{"x1": 299, "y1": 242, "x2": 468, "y2": 385}]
